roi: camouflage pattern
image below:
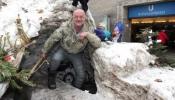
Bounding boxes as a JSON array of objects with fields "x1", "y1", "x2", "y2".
[{"x1": 43, "y1": 19, "x2": 101, "y2": 54}]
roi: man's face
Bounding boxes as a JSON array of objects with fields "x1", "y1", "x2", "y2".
[{"x1": 73, "y1": 9, "x2": 86, "y2": 27}]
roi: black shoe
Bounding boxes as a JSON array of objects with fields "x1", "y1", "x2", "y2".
[
  {"x1": 72, "y1": 0, "x2": 78, "y2": 7},
  {"x1": 48, "y1": 71, "x2": 56, "y2": 89}
]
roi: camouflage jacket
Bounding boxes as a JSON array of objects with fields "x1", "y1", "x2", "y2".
[{"x1": 43, "y1": 19, "x2": 101, "y2": 54}]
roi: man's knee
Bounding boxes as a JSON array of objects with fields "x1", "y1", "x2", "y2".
[
  {"x1": 52, "y1": 49, "x2": 64, "y2": 61},
  {"x1": 52, "y1": 53, "x2": 63, "y2": 61}
]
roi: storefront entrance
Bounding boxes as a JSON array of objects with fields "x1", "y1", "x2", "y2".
[
  {"x1": 131, "y1": 16, "x2": 175, "y2": 48},
  {"x1": 128, "y1": 1, "x2": 175, "y2": 48}
]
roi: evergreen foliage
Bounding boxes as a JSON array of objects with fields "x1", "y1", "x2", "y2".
[
  {"x1": 0, "y1": 47, "x2": 34, "y2": 89},
  {"x1": 137, "y1": 27, "x2": 175, "y2": 68}
]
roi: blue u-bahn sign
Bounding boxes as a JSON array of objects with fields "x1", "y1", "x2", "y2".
[{"x1": 128, "y1": 2, "x2": 175, "y2": 19}]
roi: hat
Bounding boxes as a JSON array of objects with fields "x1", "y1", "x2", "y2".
[{"x1": 98, "y1": 23, "x2": 105, "y2": 28}]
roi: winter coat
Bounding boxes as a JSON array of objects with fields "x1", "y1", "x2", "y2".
[
  {"x1": 43, "y1": 19, "x2": 101, "y2": 54},
  {"x1": 103, "y1": 30, "x2": 111, "y2": 41},
  {"x1": 95, "y1": 28, "x2": 111, "y2": 41},
  {"x1": 157, "y1": 31, "x2": 169, "y2": 45},
  {"x1": 94, "y1": 28, "x2": 106, "y2": 41}
]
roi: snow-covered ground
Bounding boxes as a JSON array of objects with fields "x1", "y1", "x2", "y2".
[
  {"x1": 0, "y1": 0, "x2": 71, "y2": 49},
  {"x1": 1, "y1": 0, "x2": 51, "y2": 36},
  {"x1": 123, "y1": 67, "x2": 175, "y2": 100}
]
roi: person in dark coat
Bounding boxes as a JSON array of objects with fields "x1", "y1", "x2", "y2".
[
  {"x1": 95, "y1": 23, "x2": 111, "y2": 41},
  {"x1": 72, "y1": 0, "x2": 89, "y2": 12}
]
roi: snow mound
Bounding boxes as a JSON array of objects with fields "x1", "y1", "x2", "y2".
[
  {"x1": 0, "y1": 0, "x2": 59, "y2": 47},
  {"x1": 94, "y1": 42, "x2": 156, "y2": 77},
  {"x1": 92, "y1": 42, "x2": 175, "y2": 100},
  {"x1": 123, "y1": 67, "x2": 175, "y2": 100}
]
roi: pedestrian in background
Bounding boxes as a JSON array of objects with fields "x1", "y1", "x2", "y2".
[
  {"x1": 112, "y1": 21, "x2": 124, "y2": 42},
  {"x1": 157, "y1": 30, "x2": 169, "y2": 45},
  {"x1": 94, "y1": 23, "x2": 111, "y2": 41}
]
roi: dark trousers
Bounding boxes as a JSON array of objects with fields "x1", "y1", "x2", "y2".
[
  {"x1": 50, "y1": 48, "x2": 85, "y2": 88},
  {"x1": 72, "y1": 0, "x2": 89, "y2": 12}
]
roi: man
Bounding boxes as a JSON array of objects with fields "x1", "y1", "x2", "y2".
[
  {"x1": 72, "y1": 0, "x2": 89, "y2": 12},
  {"x1": 42, "y1": 9, "x2": 101, "y2": 89}
]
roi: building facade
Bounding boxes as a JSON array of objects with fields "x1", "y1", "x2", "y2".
[{"x1": 89, "y1": 0, "x2": 175, "y2": 42}]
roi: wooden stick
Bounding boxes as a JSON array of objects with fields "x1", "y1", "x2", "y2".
[
  {"x1": 28, "y1": 57, "x2": 44, "y2": 79},
  {"x1": 27, "y1": 57, "x2": 49, "y2": 79},
  {"x1": 33, "y1": 60, "x2": 49, "y2": 73}
]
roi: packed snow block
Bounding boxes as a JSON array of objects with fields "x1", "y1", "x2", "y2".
[
  {"x1": 92, "y1": 42, "x2": 175, "y2": 100},
  {"x1": 92, "y1": 42, "x2": 157, "y2": 100},
  {"x1": 93, "y1": 42, "x2": 156, "y2": 77}
]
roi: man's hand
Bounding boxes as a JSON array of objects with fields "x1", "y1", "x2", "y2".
[
  {"x1": 41, "y1": 50, "x2": 47, "y2": 59},
  {"x1": 79, "y1": 32, "x2": 89, "y2": 40}
]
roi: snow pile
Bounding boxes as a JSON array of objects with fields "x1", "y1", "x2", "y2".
[
  {"x1": 0, "y1": 0, "x2": 73, "y2": 48},
  {"x1": 94, "y1": 42, "x2": 156, "y2": 77},
  {"x1": 0, "y1": 0, "x2": 51, "y2": 37},
  {"x1": 92, "y1": 42, "x2": 175, "y2": 100},
  {"x1": 123, "y1": 67, "x2": 175, "y2": 100}
]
